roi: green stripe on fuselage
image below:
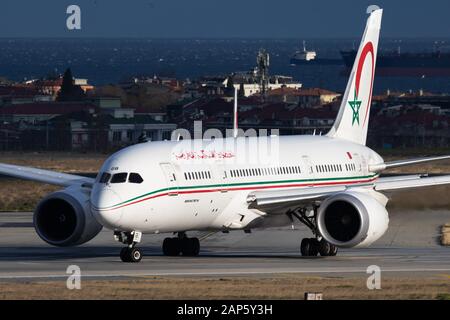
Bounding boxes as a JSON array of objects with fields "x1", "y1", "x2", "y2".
[{"x1": 109, "y1": 173, "x2": 379, "y2": 209}]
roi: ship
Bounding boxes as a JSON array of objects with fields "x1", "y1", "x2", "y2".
[
  {"x1": 290, "y1": 41, "x2": 342, "y2": 66},
  {"x1": 341, "y1": 48, "x2": 450, "y2": 76}
]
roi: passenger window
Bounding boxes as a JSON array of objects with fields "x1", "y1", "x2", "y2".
[
  {"x1": 99, "y1": 172, "x2": 111, "y2": 184},
  {"x1": 129, "y1": 173, "x2": 144, "y2": 184},
  {"x1": 111, "y1": 172, "x2": 128, "y2": 183}
]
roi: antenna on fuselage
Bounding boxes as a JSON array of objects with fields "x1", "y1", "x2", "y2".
[{"x1": 233, "y1": 87, "x2": 238, "y2": 138}]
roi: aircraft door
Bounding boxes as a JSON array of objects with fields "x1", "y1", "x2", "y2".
[
  {"x1": 159, "y1": 163, "x2": 179, "y2": 195},
  {"x1": 212, "y1": 160, "x2": 228, "y2": 193},
  {"x1": 301, "y1": 155, "x2": 315, "y2": 186},
  {"x1": 352, "y1": 153, "x2": 363, "y2": 173}
]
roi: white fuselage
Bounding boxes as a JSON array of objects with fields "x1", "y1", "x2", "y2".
[{"x1": 90, "y1": 135, "x2": 383, "y2": 234}]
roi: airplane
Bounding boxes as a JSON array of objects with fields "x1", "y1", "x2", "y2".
[{"x1": 1, "y1": 6, "x2": 450, "y2": 263}]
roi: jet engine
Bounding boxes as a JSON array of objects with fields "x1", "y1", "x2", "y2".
[
  {"x1": 317, "y1": 191, "x2": 389, "y2": 248},
  {"x1": 33, "y1": 186, "x2": 102, "y2": 246}
]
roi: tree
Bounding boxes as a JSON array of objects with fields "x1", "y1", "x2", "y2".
[
  {"x1": 239, "y1": 83, "x2": 245, "y2": 97},
  {"x1": 56, "y1": 68, "x2": 86, "y2": 101},
  {"x1": 225, "y1": 76, "x2": 236, "y2": 97}
]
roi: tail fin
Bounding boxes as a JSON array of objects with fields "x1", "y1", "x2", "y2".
[{"x1": 327, "y1": 6, "x2": 382, "y2": 145}]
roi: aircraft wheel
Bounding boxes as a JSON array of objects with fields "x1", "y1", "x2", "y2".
[
  {"x1": 318, "y1": 239, "x2": 332, "y2": 256},
  {"x1": 329, "y1": 244, "x2": 338, "y2": 256},
  {"x1": 301, "y1": 238, "x2": 320, "y2": 256},
  {"x1": 309, "y1": 238, "x2": 319, "y2": 256},
  {"x1": 120, "y1": 247, "x2": 142, "y2": 263},
  {"x1": 182, "y1": 237, "x2": 200, "y2": 256},
  {"x1": 120, "y1": 247, "x2": 130, "y2": 262},
  {"x1": 129, "y1": 247, "x2": 143, "y2": 263},
  {"x1": 163, "y1": 237, "x2": 181, "y2": 256}
]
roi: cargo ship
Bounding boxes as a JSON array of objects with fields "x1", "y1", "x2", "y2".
[
  {"x1": 290, "y1": 41, "x2": 342, "y2": 66},
  {"x1": 341, "y1": 48, "x2": 450, "y2": 76}
]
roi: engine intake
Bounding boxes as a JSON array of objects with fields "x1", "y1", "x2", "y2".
[
  {"x1": 34, "y1": 187, "x2": 102, "y2": 247},
  {"x1": 317, "y1": 191, "x2": 389, "y2": 248}
]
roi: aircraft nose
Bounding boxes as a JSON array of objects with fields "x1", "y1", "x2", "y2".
[{"x1": 91, "y1": 188, "x2": 123, "y2": 229}]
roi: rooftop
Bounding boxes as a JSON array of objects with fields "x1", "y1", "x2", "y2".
[{"x1": 0, "y1": 103, "x2": 97, "y2": 115}]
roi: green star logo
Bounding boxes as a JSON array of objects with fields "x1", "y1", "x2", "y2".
[{"x1": 348, "y1": 90, "x2": 362, "y2": 126}]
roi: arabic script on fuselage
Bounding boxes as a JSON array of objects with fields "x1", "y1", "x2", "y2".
[{"x1": 173, "y1": 150, "x2": 235, "y2": 160}]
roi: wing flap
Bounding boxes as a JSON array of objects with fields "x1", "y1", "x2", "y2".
[
  {"x1": 0, "y1": 162, "x2": 95, "y2": 187},
  {"x1": 247, "y1": 185, "x2": 347, "y2": 207}
]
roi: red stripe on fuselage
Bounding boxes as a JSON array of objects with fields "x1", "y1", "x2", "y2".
[{"x1": 103, "y1": 176, "x2": 378, "y2": 211}]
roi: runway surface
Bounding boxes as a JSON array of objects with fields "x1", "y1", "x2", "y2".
[{"x1": 0, "y1": 210, "x2": 449, "y2": 279}]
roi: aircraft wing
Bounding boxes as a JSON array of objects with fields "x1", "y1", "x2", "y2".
[
  {"x1": 0, "y1": 162, "x2": 95, "y2": 187},
  {"x1": 369, "y1": 155, "x2": 450, "y2": 172},
  {"x1": 247, "y1": 174, "x2": 450, "y2": 211},
  {"x1": 374, "y1": 174, "x2": 450, "y2": 191}
]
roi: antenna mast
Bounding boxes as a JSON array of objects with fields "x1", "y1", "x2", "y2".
[{"x1": 233, "y1": 87, "x2": 238, "y2": 138}]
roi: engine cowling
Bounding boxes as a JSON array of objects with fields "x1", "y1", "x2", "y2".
[
  {"x1": 317, "y1": 191, "x2": 389, "y2": 248},
  {"x1": 33, "y1": 186, "x2": 102, "y2": 247}
]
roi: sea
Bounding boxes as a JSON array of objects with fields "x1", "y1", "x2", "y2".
[{"x1": 0, "y1": 38, "x2": 450, "y2": 94}]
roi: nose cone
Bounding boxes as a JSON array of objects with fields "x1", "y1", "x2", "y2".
[{"x1": 91, "y1": 188, "x2": 123, "y2": 229}]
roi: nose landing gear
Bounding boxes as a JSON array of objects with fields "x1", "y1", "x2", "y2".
[
  {"x1": 115, "y1": 231, "x2": 143, "y2": 263},
  {"x1": 162, "y1": 232, "x2": 200, "y2": 256}
]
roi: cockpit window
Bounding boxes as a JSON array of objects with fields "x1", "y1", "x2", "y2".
[
  {"x1": 99, "y1": 172, "x2": 111, "y2": 184},
  {"x1": 110, "y1": 172, "x2": 128, "y2": 183},
  {"x1": 129, "y1": 173, "x2": 144, "y2": 184}
]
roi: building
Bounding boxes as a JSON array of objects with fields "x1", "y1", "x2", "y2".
[
  {"x1": 25, "y1": 77, "x2": 94, "y2": 97},
  {"x1": 368, "y1": 103, "x2": 450, "y2": 148},
  {"x1": 223, "y1": 74, "x2": 302, "y2": 97},
  {"x1": 0, "y1": 85, "x2": 53, "y2": 106},
  {"x1": 0, "y1": 103, "x2": 97, "y2": 124},
  {"x1": 106, "y1": 115, "x2": 176, "y2": 148},
  {"x1": 295, "y1": 88, "x2": 341, "y2": 107},
  {"x1": 0, "y1": 95, "x2": 177, "y2": 151}
]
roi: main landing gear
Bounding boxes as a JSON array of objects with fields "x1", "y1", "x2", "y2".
[
  {"x1": 162, "y1": 232, "x2": 200, "y2": 256},
  {"x1": 115, "y1": 231, "x2": 143, "y2": 263},
  {"x1": 288, "y1": 206, "x2": 338, "y2": 257}
]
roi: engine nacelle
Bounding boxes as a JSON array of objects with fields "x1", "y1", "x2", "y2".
[
  {"x1": 34, "y1": 186, "x2": 102, "y2": 247},
  {"x1": 317, "y1": 191, "x2": 389, "y2": 248}
]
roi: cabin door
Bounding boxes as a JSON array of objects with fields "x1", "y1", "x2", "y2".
[
  {"x1": 301, "y1": 155, "x2": 315, "y2": 186},
  {"x1": 159, "y1": 163, "x2": 179, "y2": 196}
]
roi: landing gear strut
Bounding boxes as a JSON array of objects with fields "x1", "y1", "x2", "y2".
[
  {"x1": 114, "y1": 231, "x2": 143, "y2": 263},
  {"x1": 162, "y1": 232, "x2": 200, "y2": 256},
  {"x1": 288, "y1": 207, "x2": 338, "y2": 257}
]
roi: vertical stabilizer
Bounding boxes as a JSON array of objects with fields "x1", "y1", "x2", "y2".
[{"x1": 327, "y1": 7, "x2": 383, "y2": 145}]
